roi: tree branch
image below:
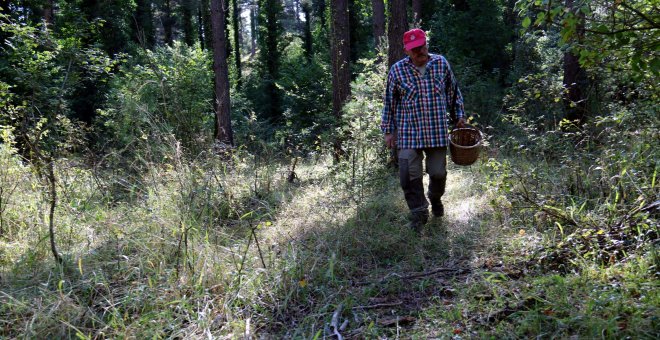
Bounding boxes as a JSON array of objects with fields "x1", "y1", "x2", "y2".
[{"x1": 620, "y1": 2, "x2": 660, "y2": 29}]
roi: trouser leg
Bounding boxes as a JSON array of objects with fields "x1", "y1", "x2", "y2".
[
  {"x1": 398, "y1": 149, "x2": 429, "y2": 214},
  {"x1": 425, "y1": 147, "x2": 447, "y2": 216}
]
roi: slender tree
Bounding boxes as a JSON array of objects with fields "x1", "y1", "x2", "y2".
[
  {"x1": 133, "y1": 0, "x2": 156, "y2": 48},
  {"x1": 412, "y1": 0, "x2": 422, "y2": 24},
  {"x1": 232, "y1": 0, "x2": 242, "y2": 86},
  {"x1": 330, "y1": 0, "x2": 350, "y2": 159},
  {"x1": 301, "y1": 0, "x2": 313, "y2": 61},
  {"x1": 210, "y1": 0, "x2": 234, "y2": 144},
  {"x1": 387, "y1": 0, "x2": 406, "y2": 68},
  {"x1": 162, "y1": 0, "x2": 175, "y2": 45},
  {"x1": 371, "y1": 0, "x2": 385, "y2": 46},
  {"x1": 562, "y1": 0, "x2": 588, "y2": 124},
  {"x1": 44, "y1": 0, "x2": 54, "y2": 25},
  {"x1": 259, "y1": 0, "x2": 283, "y2": 121},
  {"x1": 200, "y1": 0, "x2": 213, "y2": 49},
  {"x1": 250, "y1": 1, "x2": 257, "y2": 57},
  {"x1": 181, "y1": 0, "x2": 196, "y2": 46}
]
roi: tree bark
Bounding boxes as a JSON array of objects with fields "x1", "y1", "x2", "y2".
[
  {"x1": 302, "y1": 0, "x2": 313, "y2": 61},
  {"x1": 562, "y1": 0, "x2": 588, "y2": 124},
  {"x1": 331, "y1": 0, "x2": 350, "y2": 160},
  {"x1": 43, "y1": 0, "x2": 54, "y2": 25},
  {"x1": 47, "y1": 159, "x2": 63, "y2": 265},
  {"x1": 181, "y1": 0, "x2": 196, "y2": 46},
  {"x1": 201, "y1": 0, "x2": 213, "y2": 50},
  {"x1": 371, "y1": 0, "x2": 385, "y2": 46},
  {"x1": 411, "y1": 0, "x2": 422, "y2": 24},
  {"x1": 232, "y1": 0, "x2": 242, "y2": 86},
  {"x1": 387, "y1": 0, "x2": 407, "y2": 68},
  {"x1": 210, "y1": 0, "x2": 234, "y2": 145},
  {"x1": 260, "y1": 0, "x2": 282, "y2": 121},
  {"x1": 133, "y1": 0, "x2": 156, "y2": 48},
  {"x1": 162, "y1": 0, "x2": 175, "y2": 46},
  {"x1": 250, "y1": 3, "x2": 257, "y2": 57}
]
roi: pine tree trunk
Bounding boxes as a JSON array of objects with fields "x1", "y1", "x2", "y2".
[
  {"x1": 232, "y1": 0, "x2": 242, "y2": 86},
  {"x1": 210, "y1": 0, "x2": 234, "y2": 145},
  {"x1": 134, "y1": 0, "x2": 156, "y2": 48},
  {"x1": 412, "y1": 0, "x2": 422, "y2": 24},
  {"x1": 250, "y1": 5, "x2": 257, "y2": 57},
  {"x1": 387, "y1": 0, "x2": 407, "y2": 68},
  {"x1": 371, "y1": 0, "x2": 385, "y2": 46},
  {"x1": 163, "y1": 0, "x2": 174, "y2": 46},
  {"x1": 181, "y1": 0, "x2": 195, "y2": 46},
  {"x1": 201, "y1": 0, "x2": 213, "y2": 50},
  {"x1": 331, "y1": 0, "x2": 350, "y2": 160},
  {"x1": 43, "y1": 0, "x2": 54, "y2": 25},
  {"x1": 302, "y1": 1, "x2": 313, "y2": 61},
  {"x1": 562, "y1": 0, "x2": 588, "y2": 124}
]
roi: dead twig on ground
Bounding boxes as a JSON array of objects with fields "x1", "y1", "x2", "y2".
[{"x1": 354, "y1": 267, "x2": 470, "y2": 286}]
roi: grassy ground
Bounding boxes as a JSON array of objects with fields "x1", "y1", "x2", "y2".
[{"x1": 0, "y1": 150, "x2": 657, "y2": 338}]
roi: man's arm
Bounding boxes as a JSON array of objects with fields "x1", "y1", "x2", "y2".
[{"x1": 381, "y1": 68, "x2": 399, "y2": 148}]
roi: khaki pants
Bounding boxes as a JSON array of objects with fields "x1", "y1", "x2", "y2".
[{"x1": 398, "y1": 148, "x2": 447, "y2": 214}]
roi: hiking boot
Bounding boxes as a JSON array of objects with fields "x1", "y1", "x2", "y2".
[
  {"x1": 406, "y1": 211, "x2": 429, "y2": 232},
  {"x1": 431, "y1": 201, "x2": 444, "y2": 217}
]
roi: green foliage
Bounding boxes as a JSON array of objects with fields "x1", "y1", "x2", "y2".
[
  {"x1": 0, "y1": 13, "x2": 115, "y2": 160},
  {"x1": 517, "y1": 0, "x2": 659, "y2": 82},
  {"x1": 487, "y1": 98, "x2": 658, "y2": 270},
  {"x1": 430, "y1": 0, "x2": 512, "y2": 72},
  {"x1": 98, "y1": 42, "x2": 213, "y2": 156},
  {"x1": 57, "y1": 0, "x2": 137, "y2": 55}
]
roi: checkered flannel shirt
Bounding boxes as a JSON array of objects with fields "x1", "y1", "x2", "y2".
[{"x1": 381, "y1": 54, "x2": 465, "y2": 149}]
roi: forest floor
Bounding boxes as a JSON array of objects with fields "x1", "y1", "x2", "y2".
[{"x1": 0, "y1": 156, "x2": 657, "y2": 338}]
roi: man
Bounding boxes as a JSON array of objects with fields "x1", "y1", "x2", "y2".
[{"x1": 381, "y1": 28, "x2": 466, "y2": 231}]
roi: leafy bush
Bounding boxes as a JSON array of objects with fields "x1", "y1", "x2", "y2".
[{"x1": 97, "y1": 42, "x2": 214, "y2": 157}]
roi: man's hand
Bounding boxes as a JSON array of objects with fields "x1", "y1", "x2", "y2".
[
  {"x1": 384, "y1": 133, "x2": 397, "y2": 149},
  {"x1": 456, "y1": 118, "x2": 467, "y2": 128}
]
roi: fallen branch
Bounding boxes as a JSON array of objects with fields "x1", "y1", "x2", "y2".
[
  {"x1": 330, "y1": 303, "x2": 344, "y2": 340},
  {"x1": 355, "y1": 267, "x2": 470, "y2": 286},
  {"x1": 352, "y1": 301, "x2": 403, "y2": 310}
]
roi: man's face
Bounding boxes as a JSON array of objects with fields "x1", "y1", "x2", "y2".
[{"x1": 405, "y1": 44, "x2": 429, "y2": 66}]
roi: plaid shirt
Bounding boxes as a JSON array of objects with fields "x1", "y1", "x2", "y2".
[{"x1": 381, "y1": 54, "x2": 465, "y2": 149}]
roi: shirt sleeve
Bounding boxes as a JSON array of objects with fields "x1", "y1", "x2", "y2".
[
  {"x1": 380, "y1": 67, "x2": 398, "y2": 134},
  {"x1": 444, "y1": 60, "x2": 466, "y2": 121}
]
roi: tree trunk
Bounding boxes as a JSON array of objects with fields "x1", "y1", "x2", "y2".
[
  {"x1": 181, "y1": 0, "x2": 195, "y2": 46},
  {"x1": 260, "y1": 0, "x2": 282, "y2": 121},
  {"x1": 302, "y1": 0, "x2": 313, "y2": 61},
  {"x1": 134, "y1": 0, "x2": 156, "y2": 48},
  {"x1": 163, "y1": 0, "x2": 175, "y2": 46},
  {"x1": 250, "y1": 3, "x2": 257, "y2": 57},
  {"x1": 232, "y1": 0, "x2": 242, "y2": 86},
  {"x1": 371, "y1": 0, "x2": 385, "y2": 46},
  {"x1": 210, "y1": 0, "x2": 234, "y2": 145},
  {"x1": 387, "y1": 0, "x2": 407, "y2": 68},
  {"x1": 562, "y1": 0, "x2": 588, "y2": 124},
  {"x1": 43, "y1": 0, "x2": 54, "y2": 25},
  {"x1": 411, "y1": 0, "x2": 422, "y2": 24},
  {"x1": 331, "y1": 0, "x2": 350, "y2": 160},
  {"x1": 47, "y1": 159, "x2": 63, "y2": 265},
  {"x1": 198, "y1": 5, "x2": 205, "y2": 49},
  {"x1": 225, "y1": 4, "x2": 231, "y2": 60},
  {"x1": 201, "y1": 0, "x2": 213, "y2": 50}
]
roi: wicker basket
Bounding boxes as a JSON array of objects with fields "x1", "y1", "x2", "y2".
[{"x1": 449, "y1": 127, "x2": 483, "y2": 166}]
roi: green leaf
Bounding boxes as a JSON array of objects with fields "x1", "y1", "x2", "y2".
[{"x1": 522, "y1": 17, "x2": 532, "y2": 28}]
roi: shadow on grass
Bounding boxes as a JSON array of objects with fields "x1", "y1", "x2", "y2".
[{"x1": 261, "y1": 165, "x2": 493, "y2": 337}]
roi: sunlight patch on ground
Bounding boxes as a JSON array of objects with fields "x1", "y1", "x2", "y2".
[{"x1": 439, "y1": 168, "x2": 491, "y2": 226}]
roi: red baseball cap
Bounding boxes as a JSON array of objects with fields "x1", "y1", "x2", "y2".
[{"x1": 403, "y1": 28, "x2": 427, "y2": 51}]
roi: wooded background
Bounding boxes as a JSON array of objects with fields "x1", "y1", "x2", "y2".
[{"x1": 0, "y1": 0, "x2": 658, "y2": 338}]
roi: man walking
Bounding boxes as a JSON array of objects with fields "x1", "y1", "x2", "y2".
[{"x1": 381, "y1": 28, "x2": 466, "y2": 231}]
